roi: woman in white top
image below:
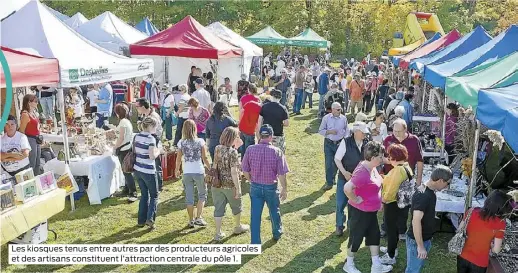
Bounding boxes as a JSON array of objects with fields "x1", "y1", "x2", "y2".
[
  {"x1": 173, "y1": 84, "x2": 191, "y2": 146},
  {"x1": 368, "y1": 111, "x2": 388, "y2": 143},
  {"x1": 175, "y1": 119, "x2": 211, "y2": 228},
  {"x1": 113, "y1": 103, "x2": 137, "y2": 202}
]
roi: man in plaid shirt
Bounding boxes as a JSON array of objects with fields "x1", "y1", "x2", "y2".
[{"x1": 242, "y1": 124, "x2": 289, "y2": 245}]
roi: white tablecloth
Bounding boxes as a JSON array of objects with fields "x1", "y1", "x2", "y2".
[
  {"x1": 421, "y1": 164, "x2": 486, "y2": 213},
  {"x1": 43, "y1": 155, "x2": 124, "y2": 205},
  {"x1": 42, "y1": 133, "x2": 84, "y2": 143}
]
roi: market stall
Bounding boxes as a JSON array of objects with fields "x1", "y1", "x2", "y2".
[
  {"x1": 135, "y1": 17, "x2": 159, "y2": 36},
  {"x1": 64, "y1": 12, "x2": 88, "y2": 29},
  {"x1": 409, "y1": 26, "x2": 492, "y2": 73},
  {"x1": 76, "y1": 11, "x2": 148, "y2": 55},
  {"x1": 207, "y1": 22, "x2": 263, "y2": 80},
  {"x1": 246, "y1": 26, "x2": 288, "y2": 46},
  {"x1": 286, "y1": 27, "x2": 330, "y2": 48},
  {"x1": 130, "y1": 15, "x2": 243, "y2": 104}
]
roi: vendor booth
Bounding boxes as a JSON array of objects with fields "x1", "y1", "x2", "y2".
[
  {"x1": 410, "y1": 26, "x2": 492, "y2": 73},
  {"x1": 135, "y1": 17, "x2": 160, "y2": 36},
  {"x1": 425, "y1": 25, "x2": 518, "y2": 89},
  {"x1": 1, "y1": 0, "x2": 154, "y2": 208},
  {"x1": 207, "y1": 22, "x2": 263, "y2": 80},
  {"x1": 76, "y1": 11, "x2": 148, "y2": 56},
  {"x1": 64, "y1": 12, "x2": 88, "y2": 29},
  {"x1": 246, "y1": 26, "x2": 288, "y2": 46},
  {"x1": 287, "y1": 27, "x2": 330, "y2": 48},
  {"x1": 130, "y1": 15, "x2": 243, "y2": 104}
]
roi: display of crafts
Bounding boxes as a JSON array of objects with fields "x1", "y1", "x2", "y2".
[
  {"x1": 461, "y1": 157, "x2": 473, "y2": 179},
  {"x1": 422, "y1": 164, "x2": 468, "y2": 202}
]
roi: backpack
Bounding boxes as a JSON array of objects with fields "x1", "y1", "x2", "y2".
[{"x1": 325, "y1": 91, "x2": 345, "y2": 111}]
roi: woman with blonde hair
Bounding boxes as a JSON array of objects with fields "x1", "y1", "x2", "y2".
[
  {"x1": 133, "y1": 116, "x2": 161, "y2": 229},
  {"x1": 175, "y1": 119, "x2": 211, "y2": 228},
  {"x1": 211, "y1": 127, "x2": 249, "y2": 241},
  {"x1": 173, "y1": 84, "x2": 191, "y2": 146}
]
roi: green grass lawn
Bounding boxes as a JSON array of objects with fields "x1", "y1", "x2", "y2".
[{"x1": 1, "y1": 102, "x2": 458, "y2": 273}]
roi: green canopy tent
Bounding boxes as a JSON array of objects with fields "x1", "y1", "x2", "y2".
[
  {"x1": 445, "y1": 51, "x2": 518, "y2": 108},
  {"x1": 287, "y1": 27, "x2": 330, "y2": 48},
  {"x1": 246, "y1": 26, "x2": 288, "y2": 46}
]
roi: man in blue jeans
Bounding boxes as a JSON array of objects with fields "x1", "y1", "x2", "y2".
[
  {"x1": 242, "y1": 124, "x2": 289, "y2": 245},
  {"x1": 405, "y1": 165, "x2": 452, "y2": 272},
  {"x1": 318, "y1": 102, "x2": 349, "y2": 191},
  {"x1": 292, "y1": 65, "x2": 306, "y2": 115},
  {"x1": 333, "y1": 121, "x2": 369, "y2": 236}
]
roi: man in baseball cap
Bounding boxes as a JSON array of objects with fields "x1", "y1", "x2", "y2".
[{"x1": 242, "y1": 123, "x2": 289, "y2": 244}]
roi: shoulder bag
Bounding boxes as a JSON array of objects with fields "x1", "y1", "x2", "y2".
[
  {"x1": 448, "y1": 208, "x2": 475, "y2": 255},
  {"x1": 396, "y1": 165, "x2": 415, "y2": 208},
  {"x1": 206, "y1": 146, "x2": 222, "y2": 188},
  {"x1": 122, "y1": 135, "x2": 137, "y2": 173}
]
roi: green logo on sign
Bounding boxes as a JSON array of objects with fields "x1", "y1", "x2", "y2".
[{"x1": 69, "y1": 69, "x2": 79, "y2": 82}]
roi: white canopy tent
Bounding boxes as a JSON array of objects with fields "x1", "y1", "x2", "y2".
[
  {"x1": 1, "y1": 0, "x2": 68, "y2": 21},
  {"x1": 207, "y1": 22, "x2": 263, "y2": 79},
  {"x1": 75, "y1": 11, "x2": 148, "y2": 55},
  {"x1": 1, "y1": 1, "x2": 154, "y2": 87},
  {"x1": 65, "y1": 12, "x2": 88, "y2": 29}
]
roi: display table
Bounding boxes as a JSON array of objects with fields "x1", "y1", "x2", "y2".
[
  {"x1": 42, "y1": 133, "x2": 83, "y2": 143},
  {"x1": 421, "y1": 164, "x2": 485, "y2": 213},
  {"x1": 43, "y1": 155, "x2": 124, "y2": 205},
  {"x1": 1, "y1": 189, "x2": 66, "y2": 245}
]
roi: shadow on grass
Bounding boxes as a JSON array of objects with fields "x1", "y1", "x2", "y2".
[
  {"x1": 280, "y1": 190, "x2": 325, "y2": 215},
  {"x1": 304, "y1": 118, "x2": 321, "y2": 135},
  {"x1": 301, "y1": 193, "x2": 335, "y2": 221},
  {"x1": 50, "y1": 196, "x2": 129, "y2": 222},
  {"x1": 272, "y1": 233, "x2": 348, "y2": 273},
  {"x1": 198, "y1": 239, "x2": 278, "y2": 273}
]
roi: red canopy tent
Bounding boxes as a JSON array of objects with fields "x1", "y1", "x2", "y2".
[
  {"x1": 399, "y1": 29, "x2": 461, "y2": 69},
  {"x1": 129, "y1": 16, "x2": 242, "y2": 59},
  {"x1": 1, "y1": 46, "x2": 59, "y2": 88}
]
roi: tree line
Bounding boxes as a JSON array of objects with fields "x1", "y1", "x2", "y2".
[{"x1": 44, "y1": 0, "x2": 518, "y2": 59}]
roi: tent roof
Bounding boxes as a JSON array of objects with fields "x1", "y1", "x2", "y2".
[
  {"x1": 247, "y1": 26, "x2": 288, "y2": 46},
  {"x1": 477, "y1": 84, "x2": 518, "y2": 153},
  {"x1": 1, "y1": 0, "x2": 68, "y2": 21},
  {"x1": 135, "y1": 17, "x2": 159, "y2": 36},
  {"x1": 0, "y1": 46, "x2": 60, "y2": 88},
  {"x1": 398, "y1": 29, "x2": 461, "y2": 69},
  {"x1": 130, "y1": 16, "x2": 242, "y2": 59},
  {"x1": 65, "y1": 12, "x2": 88, "y2": 29},
  {"x1": 287, "y1": 27, "x2": 330, "y2": 48},
  {"x1": 425, "y1": 25, "x2": 518, "y2": 89},
  {"x1": 410, "y1": 26, "x2": 492, "y2": 72},
  {"x1": 76, "y1": 11, "x2": 148, "y2": 54},
  {"x1": 1, "y1": 1, "x2": 153, "y2": 87},
  {"x1": 445, "y1": 51, "x2": 518, "y2": 108},
  {"x1": 207, "y1": 22, "x2": 263, "y2": 57},
  {"x1": 392, "y1": 32, "x2": 442, "y2": 66}
]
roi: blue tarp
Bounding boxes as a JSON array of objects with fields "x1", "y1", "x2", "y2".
[
  {"x1": 411, "y1": 26, "x2": 492, "y2": 73},
  {"x1": 393, "y1": 32, "x2": 442, "y2": 67},
  {"x1": 135, "y1": 17, "x2": 159, "y2": 36},
  {"x1": 477, "y1": 84, "x2": 518, "y2": 153},
  {"x1": 425, "y1": 25, "x2": 518, "y2": 89}
]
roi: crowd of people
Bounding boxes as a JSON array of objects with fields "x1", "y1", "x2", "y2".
[{"x1": 1, "y1": 51, "x2": 513, "y2": 273}]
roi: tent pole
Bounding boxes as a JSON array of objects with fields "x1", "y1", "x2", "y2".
[
  {"x1": 465, "y1": 120, "x2": 480, "y2": 211},
  {"x1": 441, "y1": 94, "x2": 447, "y2": 163},
  {"x1": 421, "y1": 80, "x2": 426, "y2": 112}
]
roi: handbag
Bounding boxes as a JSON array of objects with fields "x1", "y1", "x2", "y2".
[
  {"x1": 115, "y1": 142, "x2": 130, "y2": 156},
  {"x1": 205, "y1": 147, "x2": 221, "y2": 188},
  {"x1": 448, "y1": 208, "x2": 475, "y2": 255},
  {"x1": 122, "y1": 136, "x2": 137, "y2": 173},
  {"x1": 397, "y1": 165, "x2": 415, "y2": 209}
]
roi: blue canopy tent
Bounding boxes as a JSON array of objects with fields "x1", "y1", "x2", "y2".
[
  {"x1": 425, "y1": 25, "x2": 518, "y2": 89},
  {"x1": 393, "y1": 32, "x2": 442, "y2": 67},
  {"x1": 410, "y1": 26, "x2": 492, "y2": 73},
  {"x1": 135, "y1": 17, "x2": 159, "y2": 36},
  {"x1": 477, "y1": 84, "x2": 518, "y2": 152}
]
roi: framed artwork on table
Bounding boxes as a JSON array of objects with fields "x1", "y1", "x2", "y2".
[
  {"x1": 35, "y1": 172, "x2": 57, "y2": 194},
  {"x1": 14, "y1": 168, "x2": 34, "y2": 184},
  {"x1": 1, "y1": 188, "x2": 16, "y2": 212},
  {"x1": 14, "y1": 179, "x2": 39, "y2": 203}
]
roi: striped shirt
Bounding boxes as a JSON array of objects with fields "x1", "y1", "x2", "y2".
[{"x1": 133, "y1": 132, "x2": 159, "y2": 174}]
